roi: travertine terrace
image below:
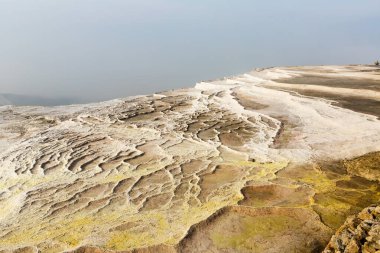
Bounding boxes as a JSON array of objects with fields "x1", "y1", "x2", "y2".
[{"x1": 0, "y1": 65, "x2": 379, "y2": 252}]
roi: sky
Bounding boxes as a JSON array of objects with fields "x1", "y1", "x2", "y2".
[{"x1": 0, "y1": 0, "x2": 379, "y2": 104}]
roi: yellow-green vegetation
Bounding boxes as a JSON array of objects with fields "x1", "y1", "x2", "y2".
[
  {"x1": 277, "y1": 159, "x2": 380, "y2": 229},
  {"x1": 0, "y1": 203, "x2": 136, "y2": 252},
  {"x1": 0, "y1": 215, "x2": 94, "y2": 250},
  {"x1": 344, "y1": 151, "x2": 380, "y2": 182},
  {"x1": 0, "y1": 158, "x2": 285, "y2": 252},
  {"x1": 295, "y1": 165, "x2": 349, "y2": 193},
  {"x1": 104, "y1": 160, "x2": 289, "y2": 251},
  {"x1": 239, "y1": 184, "x2": 313, "y2": 208},
  {"x1": 106, "y1": 212, "x2": 170, "y2": 250},
  {"x1": 228, "y1": 160, "x2": 289, "y2": 182},
  {"x1": 203, "y1": 155, "x2": 380, "y2": 253},
  {"x1": 107, "y1": 231, "x2": 155, "y2": 251},
  {"x1": 211, "y1": 215, "x2": 302, "y2": 251}
]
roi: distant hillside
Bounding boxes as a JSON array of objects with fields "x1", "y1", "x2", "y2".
[{"x1": 0, "y1": 93, "x2": 83, "y2": 106}]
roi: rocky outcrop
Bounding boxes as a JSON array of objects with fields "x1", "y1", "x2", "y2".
[{"x1": 324, "y1": 205, "x2": 380, "y2": 253}]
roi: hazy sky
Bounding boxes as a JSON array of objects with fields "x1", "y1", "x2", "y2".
[{"x1": 0, "y1": 0, "x2": 379, "y2": 103}]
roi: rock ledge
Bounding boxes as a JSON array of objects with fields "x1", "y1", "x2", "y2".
[{"x1": 324, "y1": 205, "x2": 380, "y2": 253}]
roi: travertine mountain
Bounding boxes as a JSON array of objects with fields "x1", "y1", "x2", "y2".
[{"x1": 0, "y1": 65, "x2": 379, "y2": 253}]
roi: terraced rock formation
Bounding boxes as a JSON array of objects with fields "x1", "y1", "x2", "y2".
[{"x1": 0, "y1": 65, "x2": 379, "y2": 252}]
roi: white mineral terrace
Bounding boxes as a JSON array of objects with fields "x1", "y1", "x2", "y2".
[{"x1": 0, "y1": 65, "x2": 379, "y2": 253}]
